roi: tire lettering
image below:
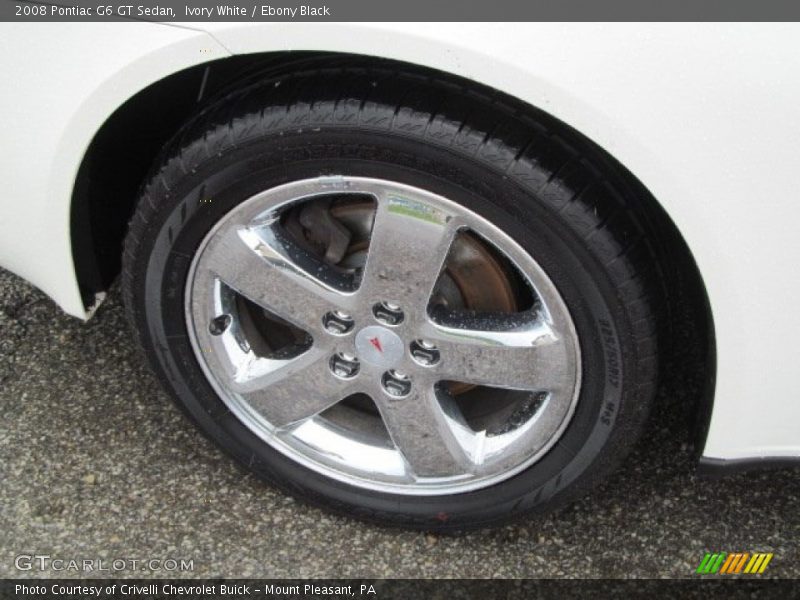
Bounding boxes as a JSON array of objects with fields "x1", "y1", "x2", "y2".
[{"x1": 598, "y1": 318, "x2": 621, "y2": 388}]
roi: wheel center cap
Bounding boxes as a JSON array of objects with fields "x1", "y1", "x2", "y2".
[{"x1": 355, "y1": 325, "x2": 404, "y2": 368}]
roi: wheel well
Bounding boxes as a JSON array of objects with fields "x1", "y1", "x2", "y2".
[{"x1": 70, "y1": 51, "x2": 715, "y2": 453}]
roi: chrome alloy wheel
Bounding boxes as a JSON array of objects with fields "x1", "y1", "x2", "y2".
[{"x1": 186, "y1": 176, "x2": 581, "y2": 495}]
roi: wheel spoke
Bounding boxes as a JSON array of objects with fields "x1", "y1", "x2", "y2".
[
  {"x1": 375, "y1": 383, "x2": 476, "y2": 477},
  {"x1": 423, "y1": 311, "x2": 574, "y2": 394},
  {"x1": 227, "y1": 348, "x2": 355, "y2": 428},
  {"x1": 359, "y1": 193, "x2": 458, "y2": 315},
  {"x1": 199, "y1": 222, "x2": 353, "y2": 334}
]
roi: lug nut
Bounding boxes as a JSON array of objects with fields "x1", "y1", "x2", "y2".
[
  {"x1": 329, "y1": 352, "x2": 360, "y2": 379},
  {"x1": 373, "y1": 302, "x2": 404, "y2": 326},
  {"x1": 323, "y1": 310, "x2": 354, "y2": 335},
  {"x1": 208, "y1": 314, "x2": 232, "y2": 336},
  {"x1": 382, "y1": 370, "x2": 412, "y2": 397},
  {"x1": 410, "y1": 339, "x2": 440, "y2": 366}
]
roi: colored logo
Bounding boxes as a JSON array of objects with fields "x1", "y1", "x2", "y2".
[
  {"x1": 355, "y1": 326, "x2": 404, "y2": 368},
  {"x1": 369, "y1": 337, "x2": 383, "y2": 353},
  {"x1": 696, "y1": 552, "x2": 774, "y2": 575}
]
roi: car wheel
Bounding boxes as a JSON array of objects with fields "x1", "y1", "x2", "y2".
[{"x1": 122, "y1": 70, "x2": 659, "y2": 530}]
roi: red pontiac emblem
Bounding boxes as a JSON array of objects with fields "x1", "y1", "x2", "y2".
[{"x1": 368, "y1": 336, "x2": 383, "y2": 353}]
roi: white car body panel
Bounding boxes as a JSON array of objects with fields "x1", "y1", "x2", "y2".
[
  {"x1": 0, "y1": 24, "x2": 228, "y2": 316},
  {"x1": 0, "y1": 22, "x2": 797, "y2": 462}
]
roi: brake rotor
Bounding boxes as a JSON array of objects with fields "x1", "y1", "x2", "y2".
[{"x1": 330, "y1": 201, "x2": 517, "y2": 309}]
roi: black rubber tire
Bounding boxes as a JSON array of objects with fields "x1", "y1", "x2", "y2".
[{"x1": 122, "y1": 69, "x2": 660, "y2": 531}]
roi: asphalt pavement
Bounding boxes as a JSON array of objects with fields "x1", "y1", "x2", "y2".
[{"x1": 0, "y1": 266, "x2": 797, "y2": 579}]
